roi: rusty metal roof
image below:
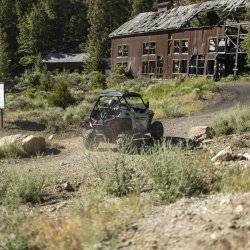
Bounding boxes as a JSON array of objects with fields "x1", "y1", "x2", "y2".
[{"x1": 110, "y1": 0, "x2": 247, "y2": 38}]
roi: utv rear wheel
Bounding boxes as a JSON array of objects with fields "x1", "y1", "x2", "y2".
[
  {"x1": 150, "y1": 121, "x2": 164, "y2": 140},
  {"x1": 83, "y1": 129, "x2": 98, "y2": 150}
]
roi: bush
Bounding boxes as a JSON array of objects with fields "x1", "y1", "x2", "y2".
[
  {"x1": 106, "y1": 65, "x2": 128, "y2": 87},
  {"x1": 0, "y1": 144, "x2": 27, "y2": 159},
  {"x1": 7, "y1": 96, "x2": 45, "y2": 111},
  {"x1": 145, "y1": 146, "x2": 216, "y2": 203},
  {"x1": 88, "y1": 71, "x2": 106, "y2": 88},
  {"x1": 48, "y1": 82, "x2": 75, "y2": 109},
  {"x1": 213, "y1": 106, "x2": 250, "y2": 136},
  {"x1": 0, "y1": 170, "x2": 46, "y2": 205}
]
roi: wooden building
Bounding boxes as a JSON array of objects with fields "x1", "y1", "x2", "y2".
[
  {"x1": 110, "y1": 0, "x2": 248, "y2": 79},
  {"x1": 43, "y1": 53, "x2": 88, "y2": 72}
]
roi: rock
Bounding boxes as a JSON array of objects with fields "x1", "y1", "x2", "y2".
[
  {"x1": 211, "y1": 146, "x2": 233, "y2": 162},
  {"x1": 62, "y1": 182, "x2": 74, "y2": 192},
  {"x1": 188, "y1": 126, "x2": 214, "y2": 142},
  {"x1": 48, "y1": 135, "x2": 55, "y2": 141},
  {"x1": 240, "y1": 153, "x2": 250, "y2": 161},
  {"x1": 235, "y1": 205, "x2": 244, "y2": 214},
  {"x1": 22, "y1": 135, "x2": 46, "y2": 154},
  {"x1": 0, "y1": 134, "x2": 27, "y2": 147}
]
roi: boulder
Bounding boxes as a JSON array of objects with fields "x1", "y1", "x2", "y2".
[
  {"x1": 188, "y1": 126, "x2": 214, "y2": 142},
  {"x1": 211, "y1": 146, "x2": 233, "y2": 162},
  {"x1": 237, "y1": 153, "x2": 250, "y2": 161},
  {"x1": 22, "y1": 135, "x2": 46, "y2": 154},
  {"x1": 0, "y1": 134, "x2": 27, "y2": 147}
]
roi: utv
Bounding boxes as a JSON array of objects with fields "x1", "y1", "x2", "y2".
[{"x1": 83, "y1": 91, "x2": 164, "y2": 150}]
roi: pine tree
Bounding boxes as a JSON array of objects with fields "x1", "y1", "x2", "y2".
[
  {"x1": 131, "y1": 0, "x2": 155, "y2": 17},
  {"x1": 0, "y1": 0, "x2": 18, "y2": 75},
  {"x1": 0, "y1": 28, "x2": 10, "y2": 79}
]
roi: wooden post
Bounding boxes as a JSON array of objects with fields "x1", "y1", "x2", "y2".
[
  {"x1": 233, "y1": 25, "x2": 241, "y2": 79},
  {"x1": 0, "y1": 109, "x2": 3, "y2": 129}
]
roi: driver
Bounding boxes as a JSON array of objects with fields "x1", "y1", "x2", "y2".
[{"x1": 108, "y1": 99, "x2": 118, "y2": 109}]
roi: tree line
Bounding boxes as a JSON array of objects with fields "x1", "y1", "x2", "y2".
[{"x1": 0, "y1": 0, "x2": 249, "y2": 79}]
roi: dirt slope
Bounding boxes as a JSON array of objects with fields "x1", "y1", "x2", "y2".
[
  {"x1": 163, "y1": 83, "x2": 250, "y2": 137},
  {"x1": 118, "y1": 193, "x2": 250, "y2": 250}
]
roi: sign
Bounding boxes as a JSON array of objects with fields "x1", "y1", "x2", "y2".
[{"x1": 0, "y1": 83, "x2": 4, "y2": 109}]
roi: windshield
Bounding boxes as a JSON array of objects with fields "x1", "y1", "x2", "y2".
[{"x1": 125, "y1": 96, "x2": 146, "y2": 109}]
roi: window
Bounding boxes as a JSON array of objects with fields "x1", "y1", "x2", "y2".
[
  {"x1": 208, "y1": 37, "x2": 226, "y2": 53},
  {"x1": 189, "y1": 56, "x2": 205, "y2": 75},
  {"x1": 143, "y1": 42, "x2": 156, "y2": 55},
  {"x1": 142, "y1": 61, "x2": 156, "y2": 75},
  {"x1": 173, "y1": 60, "x2": 188, "y2": 74},
  {"x1": 174, "y1": 40, "x2": 189, "y2": 54},
  {"x1": 118, "y1": 45, "x2": 129, "y2": 57},
  {"x1": 156, "y1": 56, "x2": 164, "y2": 78},
  {"x1": 207, "y1": 60, "x2": 215, "y2": 75}
]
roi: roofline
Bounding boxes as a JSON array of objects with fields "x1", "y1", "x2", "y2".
[{"x1": 110, "y1": 24, "x2": 227, "y2": 39}]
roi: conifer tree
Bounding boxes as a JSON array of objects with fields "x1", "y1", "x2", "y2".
[{"x1": 0, "y1": 28, "x2": 10, "y2": 79}]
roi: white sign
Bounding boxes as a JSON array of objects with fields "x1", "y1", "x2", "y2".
[{"x1": 0, "y1": 83, "x2": 4, "y2": 109}]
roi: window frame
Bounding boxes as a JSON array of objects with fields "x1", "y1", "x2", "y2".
[
  {"x1": 143, "y1": 42, "x2": 156, "y2": 55},
  {"x1": 173, "y1": 59, "x2": 188, "y2": 75},
  {"x1": 208, "y1": 37, "x2": 227, "y2": 53},
  {"x1": 117, "y1": 44, "x2": 129, "y2": 57},
  {"x1": 142, "y1": 60, "x2": 156, "y2": 75},
  {"x1": 173, "y1": 39, "x2": 189, "y2": 54}
]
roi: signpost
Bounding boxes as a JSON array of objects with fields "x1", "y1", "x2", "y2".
[{"x1": 0, "y1": 83, "x2": 4, "y2": 129}]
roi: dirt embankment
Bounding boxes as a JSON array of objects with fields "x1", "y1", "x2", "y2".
[{"x1": 162, "y1": 83, "x2": 250, "y2": 137}]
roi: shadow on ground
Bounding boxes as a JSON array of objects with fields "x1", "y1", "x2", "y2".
[
  {"x1": 96, "y1": 136, "x2": 196, "y2": 154},
  {"x1": 8, "y1": 121, "x2": 46, "y2": 132}
]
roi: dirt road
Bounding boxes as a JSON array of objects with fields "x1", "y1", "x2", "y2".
[{"x1": 163, "y1": 83, "x2": 250, "y2": 137}]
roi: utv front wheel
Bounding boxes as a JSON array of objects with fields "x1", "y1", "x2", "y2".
[
  {"x1": 83, "y1": 129, "x2": 98, "y2": 150},
  {"x1": 150, "y1": 121, "x2": 164, "y2": 140}
]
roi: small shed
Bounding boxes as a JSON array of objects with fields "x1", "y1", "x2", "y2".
[{"x1": 43, "y1": 53, "x2": 89, "y2": 72}]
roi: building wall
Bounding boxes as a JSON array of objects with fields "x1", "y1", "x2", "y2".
[{"x1": 111, "y1": 26, "x2": 225, "y2": 78}]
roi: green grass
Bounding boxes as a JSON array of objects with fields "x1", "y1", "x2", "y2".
[
  {"x1": 109, "y1": 77, "x2": 218, "y2": 118},
  {"x1": 213, "y1": 106, "x2": 250, "y2": 136}
]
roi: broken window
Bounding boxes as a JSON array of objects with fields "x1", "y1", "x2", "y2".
[
  {"x1": 118, "y1": 45, "x2": 129, "y2": 57},
  {"x1": 208, "y1": 38, "x2": 217, "y2": 52},
  {"x1": 142, "y1": 61, "x2": 156, "y2": 75},
  {"x1": 189, "y1": 56, "x2": 205, "y2": 75},
  {"x1": 206, "y1": 60, "x2": 215, "y2": 75},
  {"x1": 208, "y1": 37, "x2": 226, "y2": 53},
  {"x1": 173, "y1": 60, "x2": 188, "y2": 74},
  {"x1": 156, "y1": 56, "x2": 164, "y2": 77},
  {"x1": 143, "y1": 42, "x2": 156, "y2": 55},
  {"x1": 218, "y1": 38, "x2": 226, "y2": 53},
  {"x1": 174, "y1": 40, "x2": 189, "y2": 54}
]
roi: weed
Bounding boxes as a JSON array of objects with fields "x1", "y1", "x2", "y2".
[
  {"x1": 0, "y1": 144, "x2": 27, "y2": 159},
  {"x1": 213, "y1": 106, "x2": 250, "y2": 136}
]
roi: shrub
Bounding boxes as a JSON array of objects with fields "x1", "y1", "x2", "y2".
[
  {"x1": 90, "y1": 155, "x2": 147, "y2": 197},
  {"x1": 48, "y1": 82, "x2": 75, "y2": 109},
  {"x1": 88, "y1": 71, "x2": 106, "y2": 88},
  {"x1": 0, "y1": 170, "x2": 46, "y2": 205},
  {"x1": 7, "y1": 96, "x2": 45, "y2": 111},
  {"x1": 145, "y1": 146, "x2": 216, "y2": 203},
  {"x1": 0, "y1": 144, "x2": 27, "y2": 159},
  {"x1": 213, "y1": 106, "x2": 250, "y2": 136},
  {"x1": 106, "y1": 65, "x2": 128, "y2": 87}
]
